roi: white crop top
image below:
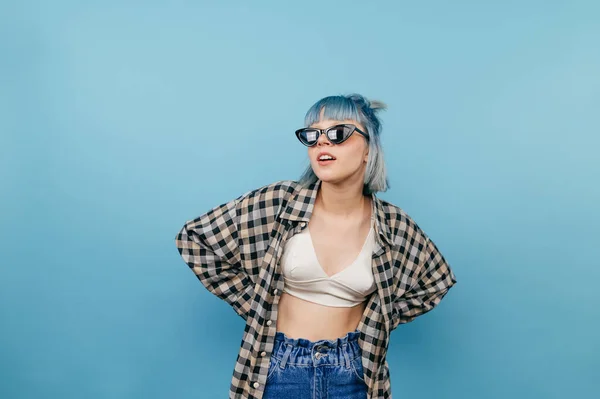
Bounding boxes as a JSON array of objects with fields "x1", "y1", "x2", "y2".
[{"x1": 280, "y1": 220, "x2": 377, "y2": 307}]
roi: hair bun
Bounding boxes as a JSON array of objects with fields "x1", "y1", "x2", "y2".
[{"x1": 368, "y1": 100, "x2": 387, "y2": 111}]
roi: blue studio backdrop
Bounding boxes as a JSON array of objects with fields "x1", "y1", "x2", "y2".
[{"x1": 1, "y1": 1, "x2": 598, "y2": 398}]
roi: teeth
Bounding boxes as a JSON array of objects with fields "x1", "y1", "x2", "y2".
[{"x1": 319, "y1": 155, "x2": 334, "y2": 161}]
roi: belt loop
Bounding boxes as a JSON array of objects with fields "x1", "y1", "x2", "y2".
[
  {"x1": 279, "y1": 344, "x2": 293, "y2": 369},
  {"x1": 342, "y1": 343, "x2": 351, "y2": 369}
]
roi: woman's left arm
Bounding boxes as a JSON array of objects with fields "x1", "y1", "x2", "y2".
[{"x1": 390, "y1": 235, "x2": 458, "y2": 330}]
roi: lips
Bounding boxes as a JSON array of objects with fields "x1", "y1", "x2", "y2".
[
  {"x1": 317, "y1": 157, "x2": 336, "y2": 167},
  {"x1": 317, "y1": 152, "x2": 336, "y2": 161}
]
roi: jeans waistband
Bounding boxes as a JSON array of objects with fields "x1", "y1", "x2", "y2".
[{"x1": 271, "y1": 329, "x2": 361, "y2": 368}]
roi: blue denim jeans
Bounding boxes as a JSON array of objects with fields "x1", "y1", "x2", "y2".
[{"x1": 263, "y1": 329, "x2": 368, "y2": 399}]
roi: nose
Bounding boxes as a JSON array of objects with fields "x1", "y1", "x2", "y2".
[{"x1": 316, "y1": 131, "x2": 331, "y2": 146}]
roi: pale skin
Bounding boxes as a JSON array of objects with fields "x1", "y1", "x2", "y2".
[{"x1": 276, "y1": 117, "x2": 374, "y2": 341}]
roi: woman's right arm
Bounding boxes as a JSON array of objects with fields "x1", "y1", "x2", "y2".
[{"x1": 175, "y1": 192, "x2": 255, "y2": 321}]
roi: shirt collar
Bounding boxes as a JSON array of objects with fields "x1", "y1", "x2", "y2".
[{"x1": 279, "y1": 179, "x2": 394, "y2": 247}]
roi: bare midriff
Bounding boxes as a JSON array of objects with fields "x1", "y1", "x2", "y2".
[{"x1": 275, "y1": 292, "x2": 367, "y2": 341}]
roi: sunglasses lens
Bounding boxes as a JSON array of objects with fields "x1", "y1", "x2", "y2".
[
  {"x1": 297, "y1": 129, "x2": 319, "y2": 146},
  {"x1": 327, "y1": 125, "x2": 353, "y2": 143}
]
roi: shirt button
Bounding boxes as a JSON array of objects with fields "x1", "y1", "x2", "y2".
[
  {"x1": 273, "y1": 289, "x2": 279, "y2": 295},
  {"x1": 261, "y1": 351, "x2": 266, "y2": 356},
  {"x1": 266, "y1": 320, "x2": 272, "y2": 326},
  {"x1": 300, "y1": 222, "x2": 306, "y2": 227},
  {"x1": 253, "y1": 382, "x2": 259, "y2": 389}
]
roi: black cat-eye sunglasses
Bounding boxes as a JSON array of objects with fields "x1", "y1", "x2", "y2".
[{"x1": 295, "y1": 124, "x2": 369, "y2": 147}]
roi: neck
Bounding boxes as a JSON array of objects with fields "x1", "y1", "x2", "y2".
[{"x1": 316, "y1": 179, "x2": 371, "y2": 220}]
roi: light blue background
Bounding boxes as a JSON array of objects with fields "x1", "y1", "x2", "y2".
[{"x1": 1, "y1": 1, "x2": 599, "y2": 398}]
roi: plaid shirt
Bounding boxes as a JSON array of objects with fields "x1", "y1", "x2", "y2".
[{"x1": 175, "y1": 179, "x2": 457, "y2": 399}]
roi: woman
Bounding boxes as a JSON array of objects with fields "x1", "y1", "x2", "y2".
[{"x1": 175, "y1": 94, "x2": 457, "y2": 399}]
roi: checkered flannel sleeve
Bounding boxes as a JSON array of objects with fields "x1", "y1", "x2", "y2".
[
  {"x1": 391, "y1": 235, "x2": 457, "y2": 329},
  {"x1": 175, "y1": 194, "x2": 255, "y2": 321}
]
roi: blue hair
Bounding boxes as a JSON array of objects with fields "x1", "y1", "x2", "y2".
[{"x1": 298, "y1": 94, "x2": 389, "y2": 194}]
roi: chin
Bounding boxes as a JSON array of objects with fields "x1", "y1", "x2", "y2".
[{"x1": 314, "y1": 171, "x2": 345, "y2": 184}]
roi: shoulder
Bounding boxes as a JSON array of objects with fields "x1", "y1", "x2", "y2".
[
  {"x1": 233, "y1": 180, "x2": 304, "y2": 217},
  {"x1": 376, "y1": 197, "x2": 429, "y2": 247},
  {"x1": 237, "y1": 180, "x2": 303, "y2": 203},
  {"x1": 227, "y1": 180, "x2": 302, "y2": 235},
  {"x1": 183, "y1": 180, "x2": 301, "y2": 234}
]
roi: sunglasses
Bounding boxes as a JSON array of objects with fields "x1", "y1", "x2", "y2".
[{"x1": 295, "y1": 124, "x2": 369, "y2": 147}]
